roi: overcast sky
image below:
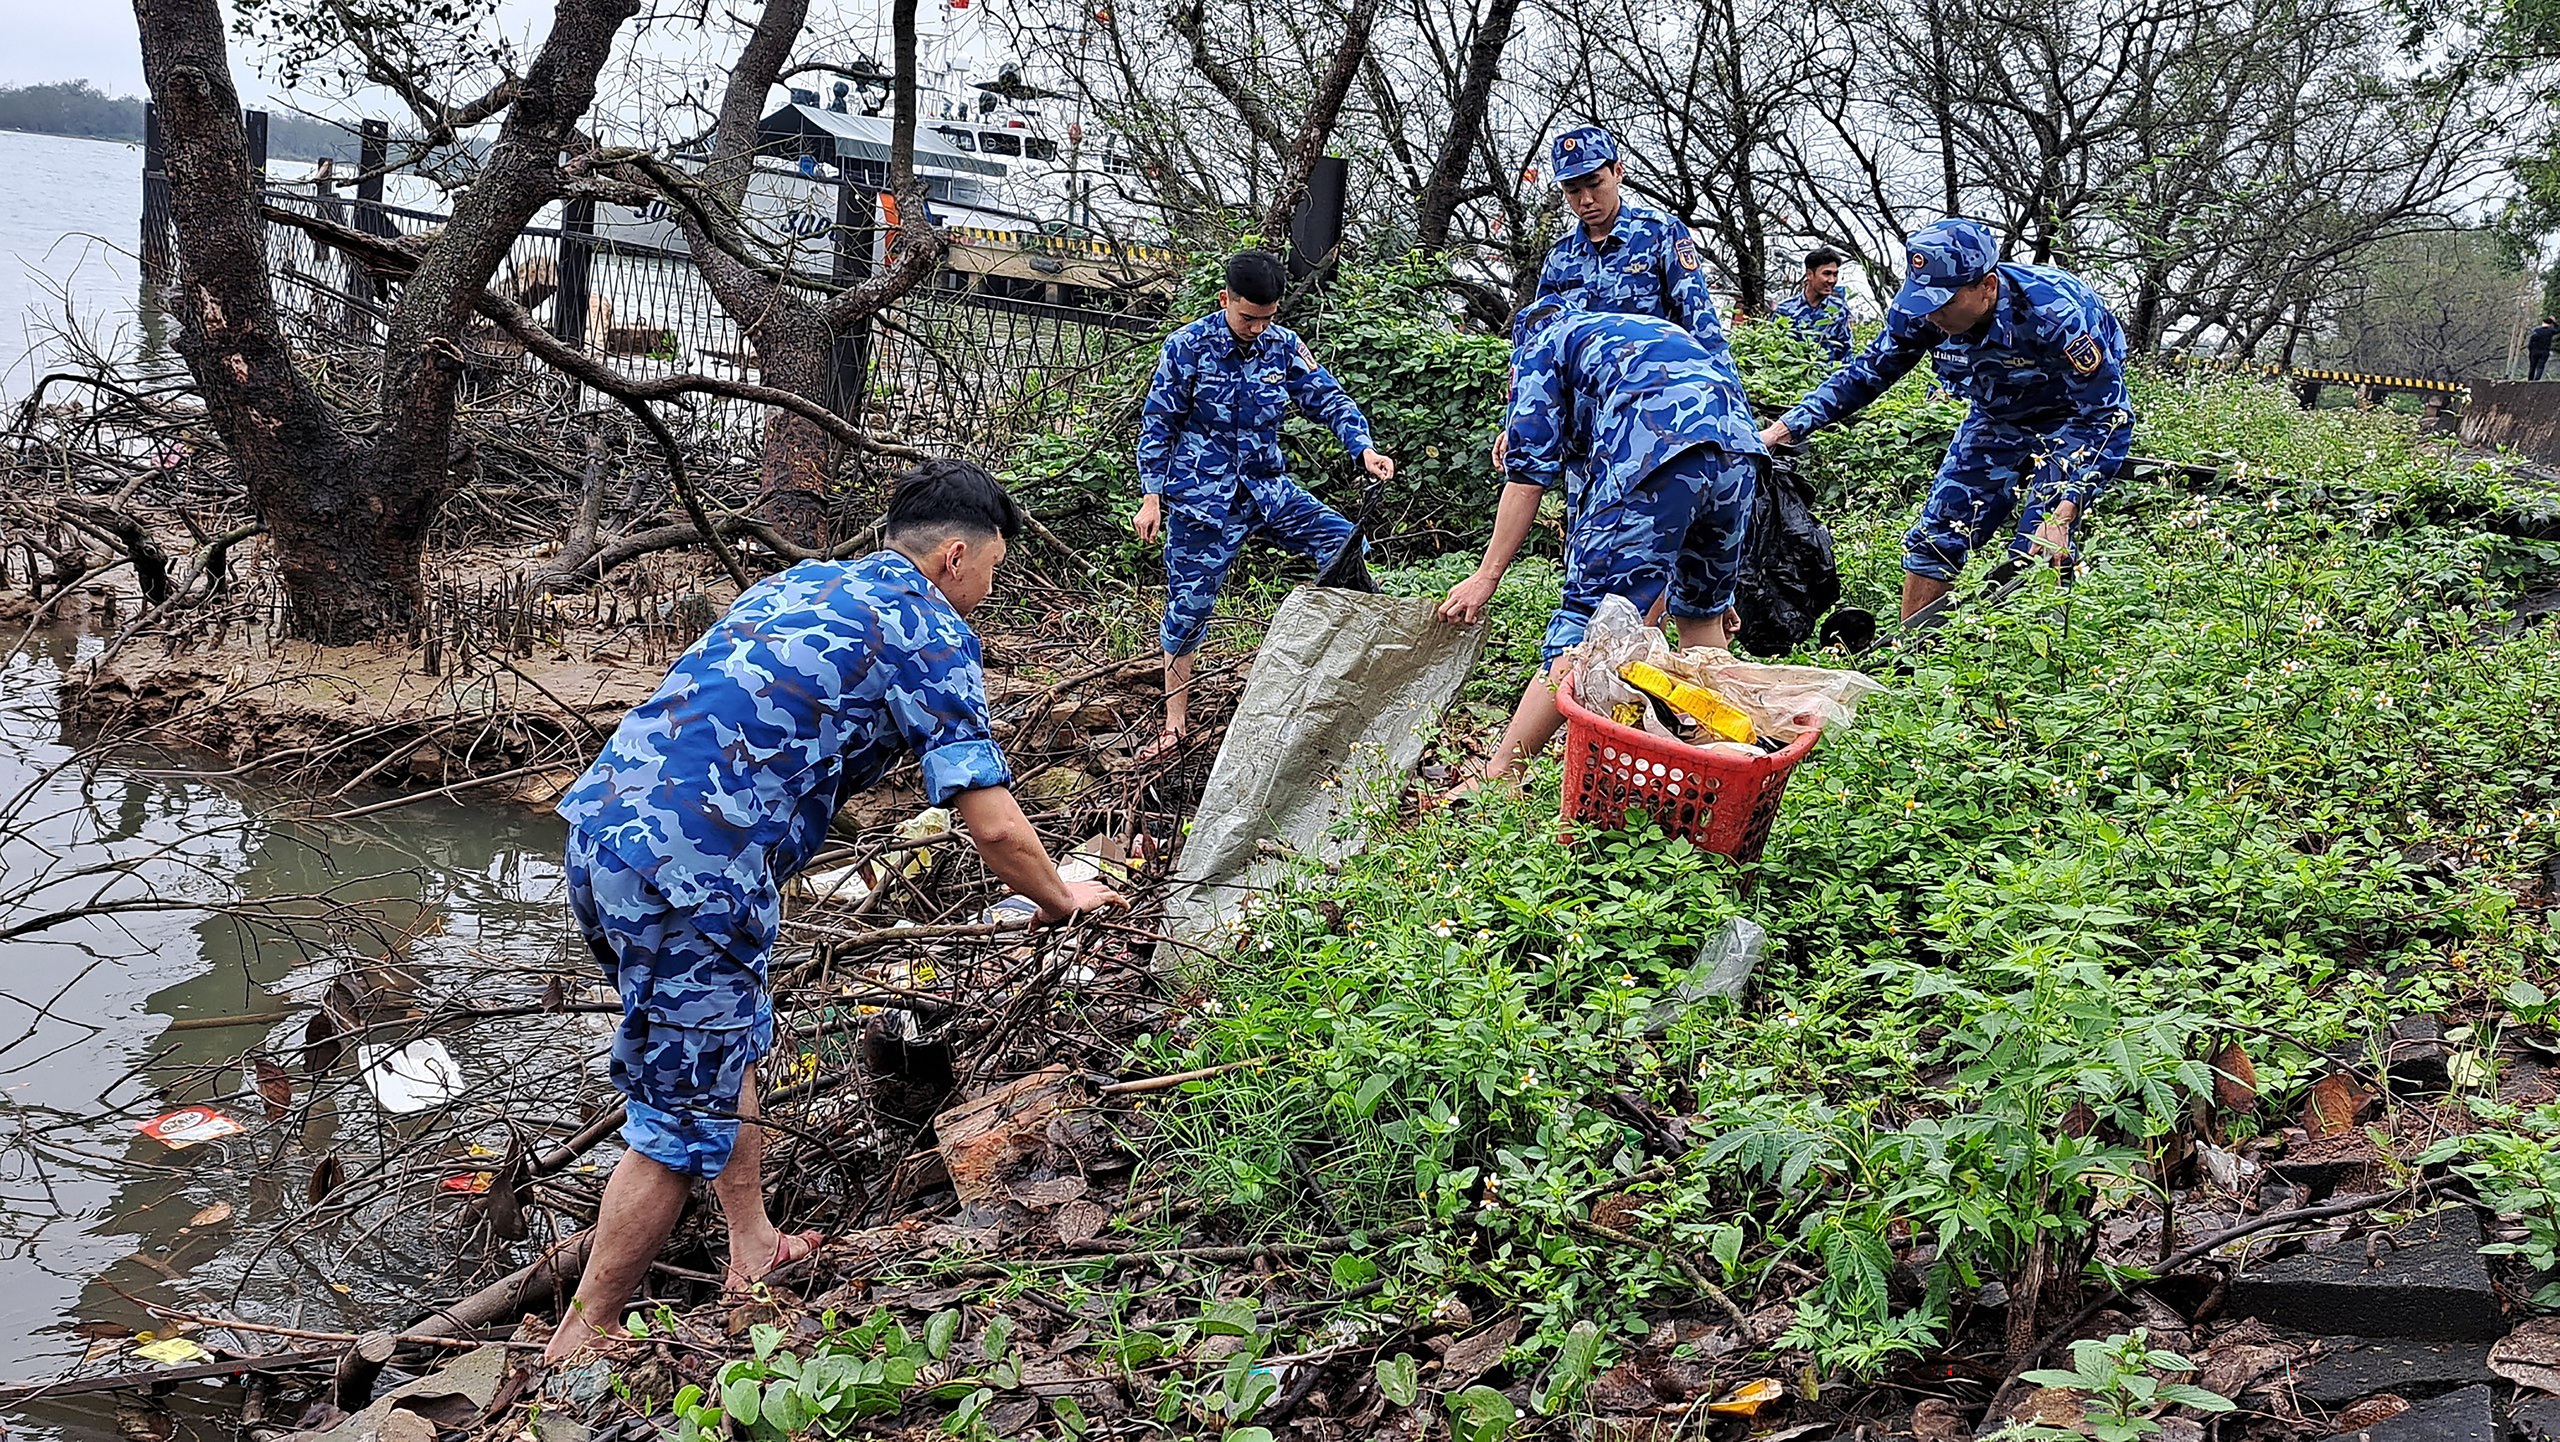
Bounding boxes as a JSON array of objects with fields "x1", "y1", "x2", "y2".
[
  {"x1": 0, "y1": 1, "x2": 566, "y2": 109},
  {"x1": 2, "y1": 7, "x2": 151, "y2": 99}
]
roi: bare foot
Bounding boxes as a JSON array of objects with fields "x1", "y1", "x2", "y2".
[
  {"x1": 541, "y1": 1308, "x2": 619, "y2": 1367},
  {"x1": 1134, "y1": 727, "x2": 1183, "y2": 763},
  {"x1": 1427, "y1": 776, "x2": 1488, "y2": 810},
  {"x1": 723, "y1": 1228, "x2": 822, "y2": 1292}
]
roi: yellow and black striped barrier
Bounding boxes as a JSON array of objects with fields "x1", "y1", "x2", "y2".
[
  {"x1": 946, "y1": 224, "x2": 1176, "y2": 266},
  {"x1": 2170, "y1": 354, "x2": 2470, "y2": 398}
]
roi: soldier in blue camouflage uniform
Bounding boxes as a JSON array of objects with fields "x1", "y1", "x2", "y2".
[
  {"x1": 1768, "y1": 246, "x2": 1855, "y2": 366},
  {"x1": 1439, "y1": 294, "x2": 1765, "y2": 786},
  {"x1": 1132, "y1": 250, "x2": 1395, "y2": 760},
  {"x1": 1759, "y1": 217, "x2": 2133, "y2": 619},
  {"x1": 542, "y1": 462, "x2": 1123, "y2": 1366},
  {"x1": 1492, "y1": 125, "x2": 1733, "y2": 471}
]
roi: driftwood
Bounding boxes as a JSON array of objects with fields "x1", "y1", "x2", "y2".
[{"x1": 404, "y1": 1229, "x2": 596, "y2": 1344}]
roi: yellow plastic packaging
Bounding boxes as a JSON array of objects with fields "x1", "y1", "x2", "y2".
[{"x1": 1619, "y1": 661, "x2": 1758, "y2": 744}]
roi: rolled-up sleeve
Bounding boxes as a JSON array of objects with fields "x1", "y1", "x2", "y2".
[{"x1": 883, "y1": 634, "x2": 1015, "y2": 804}]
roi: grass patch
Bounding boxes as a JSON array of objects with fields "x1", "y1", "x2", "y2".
[{"x1": 1131, "y1": 370, "x2": 2560, "y2": 1376}]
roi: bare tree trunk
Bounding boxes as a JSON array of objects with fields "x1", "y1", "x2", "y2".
[
  {"x1": 134, "y1": 0, "x2": 376, "y2": 638},
  {"x1": 133, "y1": 0, "x2": 637, "y2": 642},
  {"x1": 656, "y1": 0, "x2": 939, "y2": 552},
  {"x1": 1414, "y1": 0, "x2": 1525, "y2": 251},
  {"x1": 1260, "y1": 0, "x2": 1383, "y2": 243}
]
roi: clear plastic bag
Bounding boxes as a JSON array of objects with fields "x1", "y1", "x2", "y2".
[
  {"x1": 1566, "y1": 596, "x2": 1886, "y2": 743},
  {"x1": 1567, "y1": 593, "x2": 1664, "y2": 719}
]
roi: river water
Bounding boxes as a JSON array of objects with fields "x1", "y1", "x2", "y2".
[
  {"x1": 0, "y1": 631, "x2": 588, "y2": 1439},
  {"x1": 0, "y1": 129, "x2": 617, "y2": 1435},
  {"x1": 0, "y1": 129, "x2": 156, "y2": 396}
]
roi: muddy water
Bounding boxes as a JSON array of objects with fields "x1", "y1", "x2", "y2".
[{"x1": 0, "y1": 630, "x2": 593, "y2": 1440}]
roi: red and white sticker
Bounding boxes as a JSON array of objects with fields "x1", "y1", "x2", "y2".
[{"x1": 139, "y1": 1107, "x2": 247, "y2": 1148}]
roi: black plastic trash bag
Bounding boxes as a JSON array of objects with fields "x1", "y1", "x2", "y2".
[{"x1": 1733, "y1": 449, "x2": 1842, "y2": 657}]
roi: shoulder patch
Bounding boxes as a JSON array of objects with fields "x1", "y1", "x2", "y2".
[
  {"x1": 2064, "y1": 333, "x2": 2102, "y2": 375},
  {"x1": 1674, "y1": 236, "x2": 1701, "y2": 272},
  {"x1": 1295, "y1": 339, "x2": 1318, "y2": 370}
]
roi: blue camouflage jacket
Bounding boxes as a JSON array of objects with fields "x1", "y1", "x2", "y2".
[
  {"x1": 1778, "y1": 263, "x2": 2133, "y2": 505},
  {"x1": 559, "y1": 550, "x2": 1012, "y2": 941},
  {"x1": 1136, "y1": 312, "x2": 1373, "y2": 511},
  {"x1": 1770, "y1": 291, "x2": 1854, "y2": 364},
  {"x1": 1507, "y1": 310, "x2": 1764, "y2": 514},
  {"x1": 1531, "y1": 203, "x2": 1729, "y2": 350}
]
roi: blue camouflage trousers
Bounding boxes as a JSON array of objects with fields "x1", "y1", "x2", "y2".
[
  {"x1": 1162, "y1": 478, "x2": 1357, "y2": 657},
  {"x1": 1541, "y1": 444, "x2": 1758, "y2": 664},
  {"x1": 566, "y1": 828, "x2": 774, "y2": 1179},
  {"x1": 1905, "y1": 416, "x2": 2132, "y2": 581}
]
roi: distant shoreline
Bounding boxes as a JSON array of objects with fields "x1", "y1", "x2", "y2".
[{"x1": 1, "y1": 125, "x2": 137, "y2": 146}]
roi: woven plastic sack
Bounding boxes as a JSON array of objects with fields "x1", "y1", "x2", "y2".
[{"x1": 1163, "y1": 588, "x2": 1488, "y2": 950}]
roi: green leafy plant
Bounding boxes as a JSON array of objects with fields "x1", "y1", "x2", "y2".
[
  {"x1": 2018, "y1": 1329, "x2": 2236, "y2": 1442},
  {"x1": 1108, "y1": 349, "x2": 2560, "y2": 1378},
  {"x1": 671, "y1": 1308, "x2": 978, "y2": 1442},
  {"x1": 2423, "y1": 1113, "x2": 2560, "y2": 1304}
]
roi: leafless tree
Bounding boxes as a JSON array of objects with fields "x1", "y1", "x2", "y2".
[
  {"x1": 616, "y1": 0, "x2": 947, "y2": 548},
  {"x1": 133, "y1": 0, "x2": 640, "y2": 642}
]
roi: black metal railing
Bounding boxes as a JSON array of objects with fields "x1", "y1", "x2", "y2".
[{"x1": 140, "y1": 106, "x2": 1163, "y2": 457}]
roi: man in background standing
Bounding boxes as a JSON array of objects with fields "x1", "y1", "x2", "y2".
[
  {"x1": 1770, "y1": 247, "x2": 1855, "y2": 366},
  {"x1": 2530, "y1": 315, "x2": 2557, "y2": 381}
]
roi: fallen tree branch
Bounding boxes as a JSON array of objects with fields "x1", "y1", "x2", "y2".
[
  {"x1": 0, "y1": 1346, "x2": 346, "y2": 1405},
  {"x1": 1571, "y1": 1216, "x2": 1753, "y2": 1332}
]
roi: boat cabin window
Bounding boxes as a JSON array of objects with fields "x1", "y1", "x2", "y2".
[
  {"x1": 934, "y1": 127, "x2": 978, "y2": 152},
  {"x1": 1023, "y1": 137, "x2": 1059, "y2": 162},
  {"x1": 978, "y1": 131, "x2": 1023, "y2": 157}
]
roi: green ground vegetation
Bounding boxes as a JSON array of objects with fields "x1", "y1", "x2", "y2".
[
  {"x1": 1118, "y1": 362, "x2": 2560, "y2": 1382},
  {"x1": 699, "y1": 266, "x2": 2560, "y2": 1441}
]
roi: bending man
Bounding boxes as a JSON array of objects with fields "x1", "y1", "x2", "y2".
[
  {"x1": 1438, "y1": 297, "x2": 1764, "y2": 785},
  {"x1": 544, "y1": 461, "x2": 1123, "y2": 1363},
  {"x1": 1133, "y1": 250, "x2": 1395, "y2": 759},
  {"x1": 1759, "y1": 217, "x2": 2133, "y2": 619}
]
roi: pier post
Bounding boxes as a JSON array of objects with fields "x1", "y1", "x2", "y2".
[
  {"x1": 830, "y1": 183, "x2": 877, "y2": 423},
  {"x1": 140, "y1": 103, "x2": 173, "y2": 280}
]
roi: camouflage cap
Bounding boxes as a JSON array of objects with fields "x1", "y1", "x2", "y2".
[
  {"x1": 1550, "y1": 125, "x2": 1621, "y2": 183},
  {"x1": 1890, "y1": 216, "x2": 2001, "y2": 321}
]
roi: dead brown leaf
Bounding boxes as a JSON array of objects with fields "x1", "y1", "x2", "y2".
[
  {"x1": 306, "y1": 1154, "x2": 345, "y2": 1204},
  {"x1": 2008, "y1": 1386, "x2": 2088, "y2": 1432},
  {"x1": 2334, "y1": 1396, "x2": 2411, "y2": 1431},
  {"x1": 1438, "y1": 1313, "x2": 1521, "y2": 1389},
  {"x1": 2303, "y1": 1071, "x2": 2375, "y2": 1139},
  {"x1": 2493, "y1": 1317, "x2": 2560, "y2": 1394},
  {"x1": 1053, "y1": 1199, "x2": 1109, "y2": 1245},
  {"x1": 252, "y1": 1055, "x2": 294, "y2": 1120},
  {"x1": 2214, "y1": 1042, "x2": 2259, "y2": 1112},
  {"x1": 1911, "y1": 1397, "x2": 1972, "y2": 1442},
  {"x1": 185, "y1": 1202, "x2": 233, "y2": 1229}
]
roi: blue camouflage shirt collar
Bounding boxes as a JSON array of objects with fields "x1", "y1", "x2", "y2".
[
  {"x1": 863, "y1": 546, "x2": 954, "y2": 612},
  {"x1": 1982, "y1": 263, "x2": 2027, "y2": 349},
  {"x1": 1559, "y1": 200, "x2": 1665, "y2": 258},
  {"x1": 1201, "y1": 310, "x2": 1284, "y2": 360}
]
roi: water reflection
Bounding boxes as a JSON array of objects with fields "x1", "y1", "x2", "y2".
[{"x1": 0, "y1": 633, "x2": 586, "y2": 1440}]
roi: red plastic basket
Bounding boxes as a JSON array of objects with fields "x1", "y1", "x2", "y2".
[{"x1": 1554, "y1": 672, "x2": 1820, "y2": 861}]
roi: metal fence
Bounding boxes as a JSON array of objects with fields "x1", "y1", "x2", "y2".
[{"x1": 140, "y1": 110, "x2": 1166, "y2": 458}]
